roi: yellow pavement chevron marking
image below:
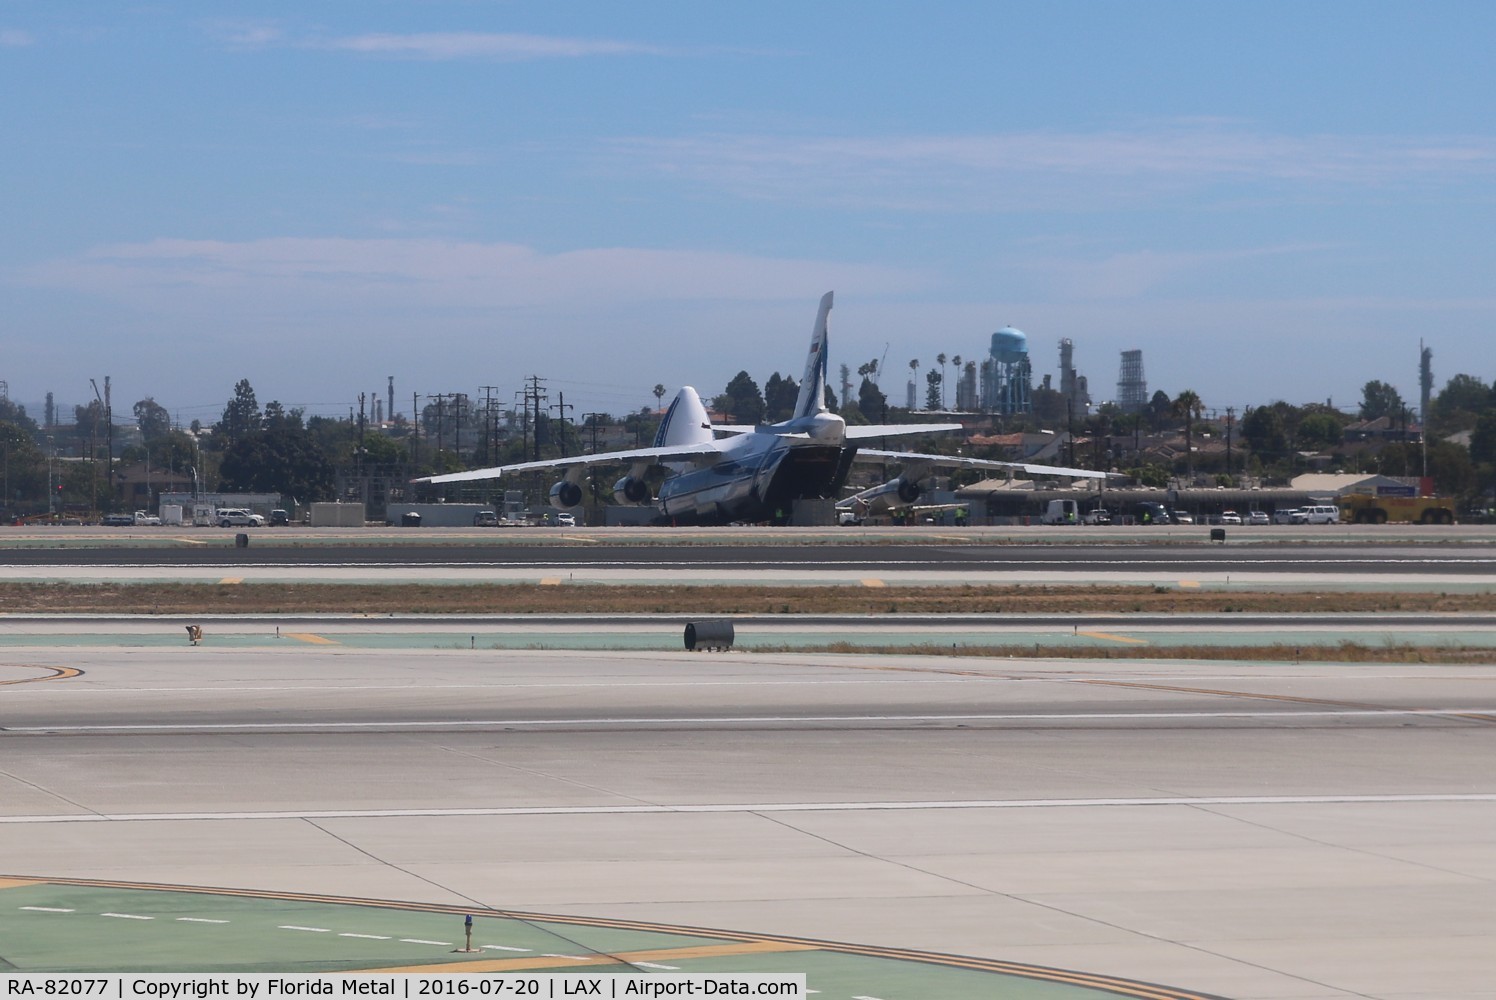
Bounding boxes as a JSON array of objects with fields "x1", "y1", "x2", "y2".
[
  {"x1": 374, "y1": 939, "x2": 820, "y2": 974},
  {"x1": 218, "y1": 577, "x2": 243, "y2": 585},
  {"x1": 284, "y1": 633, "x2": 340, "y2": 645},
  {"x1": 0, "y1": 877, "x2": 44, "y2": 890},
  {"x1": 860, "y1": 578, "x2": 886, "y2": 588},
  {"x1": 539, "y1": 578, "x2": 563, "y2": 586},
  {"x1": 1076, "y1": 630, "x2": 1149, "y2": 645},
  {"x1": 0, "y1": 666, "x2": 82, "y2": 686},
  {"x1": 1179, "y1": 580, "x2": 1200, "y2": 588}
]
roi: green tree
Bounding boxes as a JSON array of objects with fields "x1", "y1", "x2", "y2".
[
  {"x1": 133, "y1": 398, "x2": 171, "y2": 442},
  {"x1": 0, "y1": 420, "x2": 46, "y2": 508},
  {"x1": 1241, "y1": 405, "x2": 1289, "y2": 461},
  {"x1": 216, "y1": 379, "x2": 261, "y2": 444},
  {"x1": 1297, "y1": 411, "x2": 1344, "y2": 451},
  {"x1": 924, "y1": 369, "x2": 942, "y2": 411},
  {"x1": 763, "y1": 372, "x2": 799, "y2": 422},
  {"x1": 856, "y1": 377, "x2": 886, "y2": 423},
  {"x1": 1471, "y1": 410, "x2": 1496, "y2": 465},
  {"x1": 1359, "y1": 380, "x2": 1404, "y2": 421},
  {"x1": 1429, "y1": 374, "x2": 1492, "y2": 434},
  {"x1": 219, "y1": 426, "x2": 334, "y2": 501},
  {"x1": 1146, "y1": 389, "x2": 1173, "y2": 431},
  {"x1": 1172, "y1": 389, "x2": 1203, "y2": 476},
  {"x1": 715, "y1": 371, "x2": 764, "y2": 425}
]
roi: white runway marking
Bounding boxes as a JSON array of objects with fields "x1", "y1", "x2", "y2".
[
  {"x1": 10, "y1": 706, "x2": 1496, "y2": 733},
  {"x1": 20, "y1": 906, "x2": 74, "y2": 913},
  {"x1": 5, "y1": 792, "x2": 1496, "y2": 825},
  {"x1": 100, "y1": 912, "x2": 152, "y2": 920}
]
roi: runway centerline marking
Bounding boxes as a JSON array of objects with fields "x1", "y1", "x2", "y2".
[
  {"x1": 11, "y1": 706, "x2": 1496, "y2": 735},
  {"x1": 6, "y1": 792, "x2": 1496, "y2": 825}
]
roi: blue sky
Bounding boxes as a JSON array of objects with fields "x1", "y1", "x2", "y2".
[{"x1": 3, "y1": 2, "x2": 1494, "y2": 427}]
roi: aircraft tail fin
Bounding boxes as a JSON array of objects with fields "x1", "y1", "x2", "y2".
[
  {"x1": 792, "y1": 291, "x2": 833, "y2": 419},
  {"x1": 652, "y1": 386, "x2": 714, "y2": 448}
]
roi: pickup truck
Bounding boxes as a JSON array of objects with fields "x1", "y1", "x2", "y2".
[{"x1": 134, "y1": 510, "x2": 162, "y2": 526}]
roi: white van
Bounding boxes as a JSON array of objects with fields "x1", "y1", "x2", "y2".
[
  {"x1": 1041, "y1": 499, "x2": 1079, "y2": 525},
  {"x1": 1302, "y1": 504, "x2": 1341, "y2": 524}
]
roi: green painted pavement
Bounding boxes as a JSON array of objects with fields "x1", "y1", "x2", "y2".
[{"x1": 0, "y1": 881, "x2": 1221, "y2": 998}]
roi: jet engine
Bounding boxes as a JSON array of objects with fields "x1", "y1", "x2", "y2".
[
  {"x1": 612, "y1": 475, "x2": 651, "y2": 504},
  {"x1": 549, "y1": 481, "x2": 583, "y2": 509},
  {"x1": 897, "y1": 478, "x2": 923, "y2": 504}
]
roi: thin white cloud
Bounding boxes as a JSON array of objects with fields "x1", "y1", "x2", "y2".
[
  {"x1": 322, "y1": 32, "x2": 669, "y2": 61},
  {"x1": 202, "y1": 19, "x2": 283, "y2": 49},
  {"x1": 604, "y1": 123, "x2": 1496, "y2": 212},
  {"x1": 0, "y1": 28, "x2": 36, "y2": 47},
  {"x1": 22, "y1": 237, "x2": 928, "y2": 310},
  {"x1": 1010, "y1": 243, "x2": 1342, "y2": 300}
]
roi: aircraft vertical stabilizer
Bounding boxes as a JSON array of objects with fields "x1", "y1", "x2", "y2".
[
  {"x1": 653, "y1": 386, "x2": 714, "y2": 447},
  {"x1": 792, "y1": 291, "x2": 833, "y2": 420}
]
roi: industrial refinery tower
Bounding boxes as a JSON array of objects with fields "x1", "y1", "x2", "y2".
[{"x1": 1117, "y1": 349, "x2": 1148, "y2": 413}]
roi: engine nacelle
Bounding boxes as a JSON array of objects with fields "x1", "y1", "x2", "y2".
[
  {"x1": 896, "y1": 478, "x2": 923, "y2": 504},
  {"x1": 549, "y1": 481, "x2": 583, "y2": 509},
  {"x1": 612, "y1": 475, "x2": 651, "y2": 504}
]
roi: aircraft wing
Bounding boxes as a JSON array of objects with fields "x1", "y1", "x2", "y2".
[
  {"x1": 843, "y1": 423, "x2": 962, "y2": 440},
  {"x1": 412, "y1": 442, "x2": 723, "y2": 485},
  {"x1": 851, "y1": 448, "x2": 1110, "y2": 480}
]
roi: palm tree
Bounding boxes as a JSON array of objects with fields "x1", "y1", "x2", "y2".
[
  {"x1": 951, "y1": 355, "x2": 963, "y2": 410},
  {"x1": 1172, "y1": 389, "x2": 1203, "y2": 479},
  {"x1": 908, "y1": 359, "x2": 920, "y2": 410},
  {"x1": 653, "y1": 384, "x2": 666, "y2": 412},
  {"x1": 936, "y1": 353, "x2": 948, "y2": 409}
]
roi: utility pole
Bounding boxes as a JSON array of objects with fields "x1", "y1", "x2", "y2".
[
  {"x1": 524, "y1": 376, "x2": 547, "y2": 461},
  {"x1": 582, "y1": 413, "x2": 604, "y2": 453},
  {"x1": 411, "y1": 391, "x2": 421, "y2": 466},
  {"x1": 480, "y1": 386, "x2": 498, "y2": 465},
  {"x1": 551, "y1": 391, "x2": 573, "y2": 458},
  {"x1": 1225, "y1": 406, "x2": 1235, "y2": 478}
]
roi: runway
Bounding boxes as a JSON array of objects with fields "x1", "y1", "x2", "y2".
[
  {"x1": 2, "y1": 544, "x2": 1495, "y2": 592},
  {"x1": 4, "y1": 638, "x2": 1496, "y2": 997}
]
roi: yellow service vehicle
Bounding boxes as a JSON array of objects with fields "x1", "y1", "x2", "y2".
[{"x1": 1339, "y1": 492, "x2": 1456, "y2": 524}]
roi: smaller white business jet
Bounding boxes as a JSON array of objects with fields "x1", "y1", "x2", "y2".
[{"x1": 413, "y1": 292, "x2": 1106, "y2": 524}]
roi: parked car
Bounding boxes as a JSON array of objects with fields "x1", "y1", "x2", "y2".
[
  {"x1": 269, "y1": 509, "x2": 291, "y2": 526},
  {"x1": 133, "y1": 510, "x2": 162, "y2": 526},
  {"x1": 1247, "y1": 511, "x2": 1270, "y2": 525},
  {"x1": 1272, "y1": 508, "x2": 1305, "y2": 524},
  {"x1": 101, "y1": 513, "x2": 134, "y2": 526},
  {"x1": 1219, "y1": 510, "x2": 1243, "y2": 525},
  {"x1": 1134, "y1": 501, "x2": 1171, "y2": 525},
  {"x1": 215, "y1": 508, "x2": 265, "y2": 527},
  {"x1": 1169, "y1": 510, "x2": 1194, "y2": 525},
  {"x1": 1302, "y1": 504, "x2": 1341, "y2": 524},
  {"x1": 1082, "y1": 508, "x2": 1112, "y2": 525},
  {"x1": 472, "y1": 510, "x2": 500, "y2": 527}
]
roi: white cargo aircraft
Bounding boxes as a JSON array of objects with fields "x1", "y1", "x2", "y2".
[{"x1": 413, "y1": 292, "x2": 1107, "y2": 524}]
